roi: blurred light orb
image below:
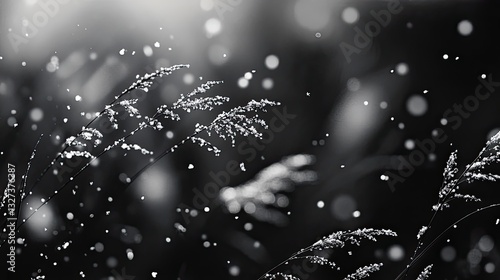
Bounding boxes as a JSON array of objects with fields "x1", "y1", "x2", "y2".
[
  {"x1": 380, "y1": 101, "x2": 388, "y2": 109},
  {"x1": 294, "y1": 0, "x2": 331, "y2": 30},
  {"x1": 143, "y1": 45, "x2": 153, "y2": 57},
  {"x1": 205, "y1": 18, "x2": 222, "y2": 37},
  {"x1": 457, "y1": 20, "x2": 473, "y2": 36},
  {"x1": 478, "y1": 235, "x2": 494, "y2": 252},
  {"x1": 183, "y1": 73, "x2": 194, "y2": 85},
  {"x1": 331, "y1": 194, "x2": 357, "y2": 220},
  {"x1": 265, "y1": 55, "x2": 279, "y2": 70},
  {"x1": 244, "y1": 72, "x2": 253, "y2": 80},
  {"x1": 262, "y1": 78, "x2": 274, "y2": 90},
  {"x1": 387, "y1": 244, "x2": 405, "y2": 261},
  {"x1": 406, "y1": 95, "x2": 428, "y2": 116},
  {"x1": 467, "y1": 248, "x2": 482, "y2": 265},
  {"x1": 395, "y1": 63, "x2": 409, "y2": 76},
  {"x1": 317, "y1": 200, "x2": 325, "y2": 208},
  {"x1": 441, "y1": 246, "x2": 456, "y2": 262},
  {"x1": 238, "y1": 77, "x2": 249, "y2": 88},
  {"x1": 342, "y1": 7, "x2": 360, "y2": 24},
  {"x1": 404, "y1": 139, "x2": 415, "y2": 150},
  {"x1": 485, "y1": 262, "x2": 496, "y2": 274},
  {"x1": 229, "y1": 265, "x2": 240, "y2": 276},
  {"x1": 347, "y1": 77, "x2": 361, "y2": 91},
  {"x1": 30, "y1": 108, "x2": 44, "y2": 122}
]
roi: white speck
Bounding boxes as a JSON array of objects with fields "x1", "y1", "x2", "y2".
[
  {"x1": 240, "y1": 162, "x2": 246, "y2": 171},
  {"x1": 423, "y1": 89, "x2": 428, "y2": 94},
  {"x1": 22, "y1": 61, "x2": 26, "y2": 66},
  {"x1": 340, "y1": 165, "x2": 345, "y2": 168},
  {"x1": 390, "y1": 69, "x2": 394, "y2": 73},
  {"x1": 481, "y1": 74, "x2": 486, "y2": 79},
  {"x1": 496, "y1": 219, "x2": 499, "y2": 225},
  {"x1": 315, "y1": 32, "x2": 321, "y2": 38},
  {"x1": 455, "y1": 56, "x2": 459, "y2": 60},
  {"x1": 154, "y1": 42, "x2": 160, "y2": 48},
  {"x1": 380, "y1": 174, "x2": 389, "y2": 181},
  {"x1": 353, "y1": 210, "x2": 361, "y2": 218},
  {"x1": 306, "y1": 92, "x2": 311, "y2": 97},
  {"x1": 63, "y1": 118, "x2": 68, "y2": 123},
  {"x1": 66, "y1": 212, "x2": 74, "y2": 220},
  {"x1": 119, "y1": 49, "x2": 126, "y2": 55},
  {"x1": 443, "y1": 54, "x2": 449, "y2": 60},
  {"x1": 204, "y1": 207, "x2": 210, "y2": 213},
  {"x1": 152, "y1": 272, "x2": 158, "y2": 278},
  {"x1": 67, "y1": 105, "x2": 71, "y2": 110},
  {"x1": 317, "y1": 201, "x2": 325, "y2": 208},
  {"x1": 188, "y1": 164, "x2": 194, "y2": 169},
  {"x1": 166, "y1": 237, "x2": 171, "y2": 242},
  {"x1": 140, "y1": 196, "x2": 145, "y2": 200},
  {"x1": 363, "y1": 101, "x2": 369, "y2": 106},
  {"x1": 75, "y1": 95, "x2": 82, "y2": 102}
]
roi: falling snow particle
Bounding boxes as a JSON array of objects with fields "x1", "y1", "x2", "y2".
[
  {"x1": 353, "y1": 210, "x2": 361, "y2": 218},
  {"x1": 496, "y1": 219, "x2": 499, "y2": 225},
  {"x1": 380, "y1": 174, "x2": 389, "y2": 181},
  {"x1": 363, "y1": 101, "x2": 369, "y2": 106},
  {"x1": 443, "y1": 54, "x2": 449, "y2": 60},
  {"x1": 188, "y1": 164, "x2": 194, "y2": 170},
  {"x1": 240, "y1": 162, "x2": 246, "y2": 171},
  {"x1": 154, "y1": 42, "x2": 160, "y2": 48},
  {"x1": 152, "y1": 272, "x2": 158, "y2": 278},
  {"x1": 119, "y1": 49, "x2": 126, "y2": 55},
  {"x1": 317, "y1": 201, "x2": 325, "y2": 208},
  {"x1": 75, "y1": 95, "x2": 82, "y2": 102}
]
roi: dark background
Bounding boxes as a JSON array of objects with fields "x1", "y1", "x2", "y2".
[{"x1": 0, "y1": 0, "x2": 499, "y2": 279}]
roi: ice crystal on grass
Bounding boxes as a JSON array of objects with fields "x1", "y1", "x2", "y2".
[
  {"x1": 123, "y1": 64, "x2": 189, "y2": 95},
  {"x1": 193, "y1": 99, "x2": 280, "y2": 155},
  {"x1": 417, "y1": 226, "x2": 428, "y2": 240},
  {"x1": 259, "y1": 229, "x2": 395, "y2": 280},
  {"x1": 342, "y1": 263, "x2": 383, "y2": 280},
  {"x1": 3, "y1": 63, "x2": 280, "y2": 247},
  {"x1": 220, "y1": 154, "x2": 316, "y2": 225},
  {"x1": 264, "y1": 272, "x2": 300, "y2": 280},
  {"x1": 433, "y1": 131, "x2": 500, "y2": 212},
  {"x1": 120, "y1": 143, "x2": 153, "y2": 155},
  {"x1": 308, "y1": 228, "x2": 397, "y2": 252},
  {"x1": 416, "y1": 264, "x2": 433, "y2": 280}
]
